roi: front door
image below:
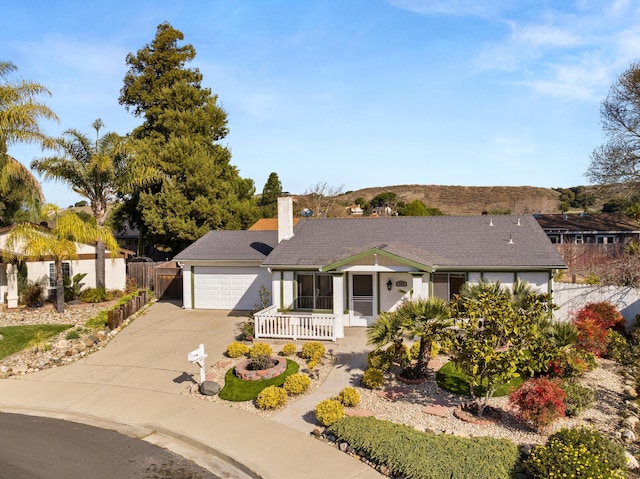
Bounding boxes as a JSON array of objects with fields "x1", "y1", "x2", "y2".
[{"x1": 350, "y1": 274, "x2": 375, "y2": 326}]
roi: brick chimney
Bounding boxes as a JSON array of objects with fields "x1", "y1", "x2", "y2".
[{"x1": 278, "y1": 196, "x2": 294, "y2": 243}]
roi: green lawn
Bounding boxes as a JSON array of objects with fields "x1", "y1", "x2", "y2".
[
  {"x1": 435, "y1": 361, "x2": 524, "y2": 397},
  {"x1": 0, "y1": 324, "x2": 72, "y2": 360},
  {"x1": 219, "y1": 359, "x2": 299, "y2": 401}
]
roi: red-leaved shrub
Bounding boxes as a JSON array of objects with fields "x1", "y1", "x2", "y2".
[
  {"x1": 547, "y1": 349, "x2": 596, "y2": 379},
  {"x1": 509, "y1": 377, "x2": 566, "y2": 430},
  {"x1": 572, "y1": 302, "x2": 625, "y2": 357}
]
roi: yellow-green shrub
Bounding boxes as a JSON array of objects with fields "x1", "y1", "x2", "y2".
[
  {"x1": 226, "y1": 342, "x2": 249, "y2": 358},
  {"x1": 315, "y1": 399, "x2": 344, "y2": 426},
  {"x1": 337, "y1": 387, "x2": 360, "y2": 407},
  {"x1": 283, "y1": 373, "x2": 311, "y2": 395},
  {"x1": 368, "y1": 349, "x2": 393, "y2": 371},
  {"x1": 410, "y1": 341, "x2": 421, "y2": 360},
  {"x1": 302, "y1": 341, "x2": 325, "y2": 361},
  {"x1": 281, "y1": 343, "x2": 297, "y2": 356},
  {"x1": 255, "y1": 386, "x2": 287, "y2": 410},
  {"x1": 249, "y1": 342, "x2": 273, "y2": 359},
  {"x1": 362, "y1": 368, "x2": 385, "y2": 389}
]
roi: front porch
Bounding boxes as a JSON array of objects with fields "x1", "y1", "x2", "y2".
[{"x1": 254, "y1": 306, "x2": 340, "y2": 341}]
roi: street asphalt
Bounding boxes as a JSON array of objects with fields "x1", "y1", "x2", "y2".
[{"x1": 0, "y1": 301, "x2": 382, "y2": 479}]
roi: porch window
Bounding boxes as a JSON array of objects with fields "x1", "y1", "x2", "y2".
[
  {"x1": 49, "y1": 262, "x2": 70, "y2": 288},
  {"x1": 432, "y1": 273, "x2": 466, "y2": 300},
  {"x1": 296, "y1": 273, "x2": 333, "y2": 310}
]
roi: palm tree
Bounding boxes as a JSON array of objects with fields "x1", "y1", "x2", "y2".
[
  {"x1": 367, "y1": 311, "x2": 407, "y2": 363},
  {"x1": 396, "y1": 298, "x2": 453, "y2": 379},
  {"x1": 31, "y1": 120, "x2": 128, "y2": 226},
  {"x1": 3, "y1": 211, "x2": 119, "y2": 313},
  {"x1": 0, "y1": 61, "x2": 57, "y2": 223},
  {"x1": 31, "y1": 120, "x2": 131, "y2": 288},
  {"x1": 0, "y1": 61, "x2": 58, "y2": 149}
]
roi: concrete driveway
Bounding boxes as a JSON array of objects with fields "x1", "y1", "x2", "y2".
[{"x1": 0, "y1": 301, "x2": 382, "y2": 479}]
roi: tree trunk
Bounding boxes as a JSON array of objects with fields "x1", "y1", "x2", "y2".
[
  {"x1": 55, "y1": 260, "x2": 64, "y2": 313},
  {"x1": 96, "y1": 240, "x2": 105, "y2": 289},
  {"x1": 415, "y1": 338, "x2": 430, "y2": 378}
]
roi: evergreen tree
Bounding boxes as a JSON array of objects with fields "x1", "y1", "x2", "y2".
[
  {"x1": 259, "y1": 172, "x2": 283, "y2": 218},
  {"x1": 118, "y1": 23, "x2": 258, "y2": 253}
]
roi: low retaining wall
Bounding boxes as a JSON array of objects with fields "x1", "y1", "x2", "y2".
[{"x1": 108, "y1": 291, "x2": 150, "y2": 330}]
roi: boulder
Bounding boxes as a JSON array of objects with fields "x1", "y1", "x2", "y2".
[
  {"x1": 199, "y1": 381, "x2": 221, "y2": 396},
  {"x1": 626, "y1": 450, "x2": 640, "y2": 470}
]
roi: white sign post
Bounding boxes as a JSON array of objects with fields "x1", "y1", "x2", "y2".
[{"x1": 187, "y1": 344, "x2": 208, "y2": 384}]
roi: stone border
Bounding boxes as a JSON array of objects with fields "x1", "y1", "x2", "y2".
[{"x1": 234, "y1": 357, "x2": 286, "y2": 380}]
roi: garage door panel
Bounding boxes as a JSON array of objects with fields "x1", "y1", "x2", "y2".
[{"x1": 193, "y1": 266, "x2": 270, "y2": 310}]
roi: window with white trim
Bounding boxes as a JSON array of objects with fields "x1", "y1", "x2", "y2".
[{"x1": 49, "y1": 262, "x2": 71, "y2": 288}]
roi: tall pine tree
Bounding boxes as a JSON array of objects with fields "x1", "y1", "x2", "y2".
[
  {"x1": 118, "y1": 23, "x2": 258, "y2": 254},
  {"x1": 259, "y1": 172, "x2": 283, "y2": 218}
]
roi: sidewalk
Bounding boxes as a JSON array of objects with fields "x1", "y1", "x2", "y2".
[{"x1": 0, "y1": 302, "x2": 381, "y2": 479}]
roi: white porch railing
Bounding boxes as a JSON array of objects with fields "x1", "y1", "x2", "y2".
[{"x1": 254, "y1": 306, "x2": 337, "y2": 341}]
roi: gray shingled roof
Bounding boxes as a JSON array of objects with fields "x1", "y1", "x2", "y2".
[
  {"x1": 534, "y1": 213, "x2": 640, "y2": 233},
  {"x1": 262, "y1": 215, "x2": 566, "y2": 270},
  {"x1": 173, "y1": 231, "x2": 277, "y2": 262}
]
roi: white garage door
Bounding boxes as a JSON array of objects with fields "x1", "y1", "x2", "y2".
[{"x1": 193, "y1": 266, "x2": 271, "y2": 310}]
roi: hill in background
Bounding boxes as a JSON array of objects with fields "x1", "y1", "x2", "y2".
[{"x1": 338, "y1": 185, "x2": 564, "y2": 215}]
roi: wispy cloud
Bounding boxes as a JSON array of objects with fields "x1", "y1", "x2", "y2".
[{"x1": 389, "y1": 0, "x2": 505, "y2": 18}]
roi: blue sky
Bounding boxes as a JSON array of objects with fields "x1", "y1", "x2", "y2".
[{"x1": 3, "y1": 0, "x2": 640, "y2": 207}]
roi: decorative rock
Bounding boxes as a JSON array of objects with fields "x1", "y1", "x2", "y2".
[
  {"x1": 55, "y1": 339, "x2": 69, "y2": 349},
  {"x1": 84, "y1": 337, "x2": 95, "y2": 348},
  {"x1": 76, "y1": 342, "x2": 86, "y2": 352},
  {"x1": 95, "y1": 331, "x2": 107, "y2": 342},
  {"x1": 623, "y1": 386, "x2": 638, "y2": 399},
  {"x1": 621, "y1": 428, "x2": 636, "y2": 443},
  {"x1": 199, "y1": 381, "x2": 221, "y2": 396},
  {"x1": 622, "y1": 416, "x2": 639, "y2": 430},
  {"x1": 626, "y1": 450, "x2": 640, "y2": 470},
  {"x1": 339, "y1": 442, "x2": 348, "y2": 452}
]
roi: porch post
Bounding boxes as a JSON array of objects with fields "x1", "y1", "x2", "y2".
[
  {"x1": 271, "y1": 270, "x2": 281, "y2": 309},
  {"x1": 6, "y1": 263, "x2": 18, "y2": 308},
  {"x1": 332, "y1": 273, "x2": 345, "y2": 339},
  {"x1": 411, "y1": 273, "x2": 426, "y2": 300}
]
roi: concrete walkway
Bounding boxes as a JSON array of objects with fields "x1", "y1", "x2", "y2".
[
  {"x1": 0, "y1": 301, "x2": 381, "y2": 479},
  {"x1": 272, "y1": 328, "x2": 370, "y2": 433}
]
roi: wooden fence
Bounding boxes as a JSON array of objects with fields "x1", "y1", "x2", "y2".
[
  {"x1": 108, "y1": 290, "x2": 150, "y2": 330},
  {"x1": 127, "y1": 261, "x2": 182, "y2": 300}
]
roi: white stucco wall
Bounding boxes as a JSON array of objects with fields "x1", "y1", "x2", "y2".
[
  {"x1": 379, "y1": 272, "x2": 414, "y2": 312},
  {"x1": 27, "y1": 257, "x2": 125, "y2": 292}
]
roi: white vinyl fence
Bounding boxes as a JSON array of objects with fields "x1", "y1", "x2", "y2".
[{"x1": 553, "y1": 282, "x2": 640, "y2": 328}]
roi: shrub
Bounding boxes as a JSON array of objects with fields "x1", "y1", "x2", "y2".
[
  {"x1": 573, "y1": 302, "x2": 626, "y2": 357},
  {"x1": 238, "y1": 319, "x2": 254, "y2": 341},
  {"x1": 315, "y1": 399, "x2": 344, "y2": 426},
  {"x1": 249, "y1": 342, "x2": 273, "y2": 359},
  {"x1": 226, "y1": 342, "x2": 250, "y2": 358},
  {"x1": 283, "y1": 373, "x2": 311, "y2": 395},
  {"x1": 80, "y1": 286, "x2": 107, "y2": 303},
  {"x1": 508, "y1": 377, "x2": 565, "y2": 429},
  {"x1": 409, "y1": 341, "x2": 421, "y2": 360},
  {"x1": 368, "y1": 349, "x2": 393, "y2": 371},
  {"x1": 307, "y1": 360, "x2": 318, "y2": 371},
  {"x1": 525, "y1": 427, "x2": 627, "y2": 479},
  {"x1": 249, "y1": 354, "x2": 273, "y2": 370},
  {"x1": 605, "y1": 329, "x2": 629, "y2": 362},
  {"x1": 329, "y1": 416, "x2": 519, "y2": 479},
  {"x1": 561, "y1": 380, "x2": 595, "y2": 417},
  {"x1": 255, "y1": 385, "x2": 287, "y2": 410},
  {"x1": 281, "y1": 343, "x2": 297, "y2": 356},
  {"x1": 337, "y1": 387, "x2": 360, "y2": 407},
  {"x1": 548, "y1": 348, "x2": 597, "y2": 379},
  {"x1": 65, "y1": 329, "x2": 80, "y2": 340},
  {"x1": 20, "y1": 280, "x2": 45, "y2": 307},
  {"x1": 302, "y1": 341, "x2": 325, "y2": 361},
  {"x1": 26, "y1": 330, "x2": 52, "y2": 352},
  {"x1": 362, "y1": 368, "x2": 385, "y2": 389},
  {"x1": 386, "y1": 343, "x2": 410, "y2": 367}
]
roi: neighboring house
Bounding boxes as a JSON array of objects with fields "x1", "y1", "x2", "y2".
[
  {"x1": 534, "y1": 213, "x2": 640, "y2": 245},
  {"x1": 175, "y1": 198, "x2": 566, "y2": 340},
  {"x1": 0, "y1": 225, "x2": 126, "y2": 309},
  {"x1": 248, "y1": 217, "x2": 301, "y2": 231},
  {"x1": 347, "y1": 205, "x2": 364, "y2": 215}
]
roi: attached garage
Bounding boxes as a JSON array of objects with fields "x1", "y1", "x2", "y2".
[
  {"x1": 193, "y1": 266, "x2": 271, "y2": 310},
  {"x1": 173, "y1": 230, "x2": 278, "y2": 311}
]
